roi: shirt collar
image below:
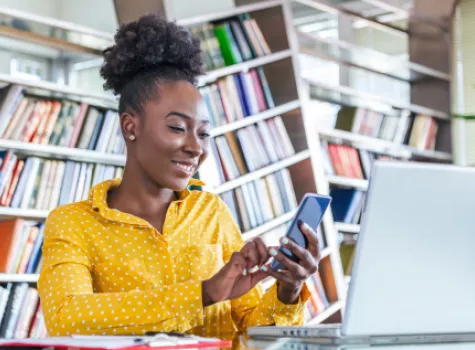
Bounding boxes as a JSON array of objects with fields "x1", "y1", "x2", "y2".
[{"x1": 89, "y1": 177, "x2": 205, "y2": 225}]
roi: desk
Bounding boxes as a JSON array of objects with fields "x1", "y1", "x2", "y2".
[{"x1": 243, "y1": 338, "x2": 475, "y2": 350}]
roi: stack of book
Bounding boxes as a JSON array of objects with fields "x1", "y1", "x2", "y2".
[
  {"x1": 191, "y1": 13, "x2": 271, "y2": 71},
  {"x1": 0, "y1": 220, "x2": 43, "y2": 275},
  {"x1": 333, "y1": 106, "x2": 440, "y2": 151},
  {"x1": 200, "y1": 67, "x2": 274, "y2": 127},
  {"x1": 220, "y1": 168, "x2": 297, "y2": 232},
  {"x1": 320, "y1": 141, "x2": 394, "y2": 180},
  {"x1": 0, "y1": 85, "x2": 124, "y2": 154},
  {"x1": 305, "y1": 271, "x2": 330, "y2": 320},
  {"x1": 0, "y1": 152, "x2": 123, "y2": 210},
  {"x1": 0, "y1": 283, "x2": 46, "y2": 339},
  {"x1": 202, "y1": 116, "x2": 295, "y2": 187}
]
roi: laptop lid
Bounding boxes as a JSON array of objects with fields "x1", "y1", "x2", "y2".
[{"x1": 343, "y1": 161, "x2": 475, "y2": 336}]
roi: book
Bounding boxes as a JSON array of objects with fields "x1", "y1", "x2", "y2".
[{"x1": 220, "y1": 169, "x2": 297, "y2": 232}]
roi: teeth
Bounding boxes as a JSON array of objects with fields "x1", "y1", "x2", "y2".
[{"x1": 175, "y1": 162, "x2": 193, "y2": 173}]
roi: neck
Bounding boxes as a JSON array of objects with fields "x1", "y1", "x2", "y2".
[{"x1": 108, "y1": 158, "x2": 176, "y2": 218}]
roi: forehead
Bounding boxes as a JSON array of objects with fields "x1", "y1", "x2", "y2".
[{"x1": 154, "y1": 81, "x2": 206, "y2": 115}]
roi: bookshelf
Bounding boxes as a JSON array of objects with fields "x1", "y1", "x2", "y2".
[
  {"x1": 0, "y1": 0, "x2": 349, "y2": 335},
  {"x1": 289, "y1": 0, "x2": 454, "y2": 291}
]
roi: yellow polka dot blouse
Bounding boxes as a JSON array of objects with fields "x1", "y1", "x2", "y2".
[{"x1": 38, "y1": 178, "x2": 310, "y2": 337}]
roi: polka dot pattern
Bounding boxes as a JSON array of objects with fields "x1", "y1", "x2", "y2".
[{"x1": 37, "y1": 178, "x2": 308, "y2": 337}]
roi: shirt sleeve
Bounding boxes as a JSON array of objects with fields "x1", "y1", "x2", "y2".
[
  {"x1": 38, "y1": 208, "x2": 205, "y2": 336},
  {"x1": 218, "y1": 199, "x2": 311, "y2": 330}
]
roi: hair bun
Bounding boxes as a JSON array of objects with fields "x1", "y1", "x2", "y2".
[{"x1": 100, "y1": 14, "x2": 203, "y2": 95}]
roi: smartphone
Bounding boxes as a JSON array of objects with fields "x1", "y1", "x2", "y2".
[{"x1": 270, "y1": 193, "x2": 332, "y2": 270}]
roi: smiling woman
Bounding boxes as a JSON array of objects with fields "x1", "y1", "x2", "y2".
[{"x1": 36, "y1": 13, "x2": 318, "y2": 338}]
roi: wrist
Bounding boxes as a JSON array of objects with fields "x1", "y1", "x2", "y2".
[{"x1": 201, "y1": 280, "x2": 214, "y2": 307}]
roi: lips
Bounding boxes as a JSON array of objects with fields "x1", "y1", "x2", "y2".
[{"x1": 172, "y1": 161, "x2": 196, "y2": 176}]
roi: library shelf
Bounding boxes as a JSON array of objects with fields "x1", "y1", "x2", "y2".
[
  {"x1": 305, "y1": 77, "x2": 451, "y2": 120},
  {"x1": 317, "y1": 128, "x2": 452, "y2": 161},
  {"x1": 409, "y1": 147, "x2": 453, "y2": 162},
  {"x1": 211, "y1": 149, "x2": 311, "y2": 195},
  {"x1": 306, "y1": 300, "x2": 344, "y2": 325},
  {"x1": 298, "y1": 30, "x2": 451, "y2": 83},
  {"x1": 335, "y1": 223, "x2": 361, "y2": 234},
  {"x1": 0, "y1": 6, "x2": 114, "y2": 41},
  {"x1": 242, "y1": 209, "x2": 297, "y2": 241},
  {"x1": 198, "y1": 49, "x2": 292, "y2": 86},
  {"x1": 0, "y1": 139, "x2": 126, "y2": 166},
  {"x1": 0, "y1": 72, "x2": 117, "y2": 107},
  {"x1": 326, "y1": 176, "x2": 369, "y2": 191},
  {"x1": 292, "y1": 0, "x2": 407, "y2": 38},
  {"x1": 0, "y1": 207, "x2": 49, "y2": 220},
  {"x1": 210, "y1": 100, "x2": 301, "y2": 137},
  {"x1": 177, "y1": 0, "x2": 284, "y2": 27},
  {"x1": 0, "y1": 273, "x2": 39, "y2": 283}
]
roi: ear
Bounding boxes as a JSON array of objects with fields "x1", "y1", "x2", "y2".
[{"x1": 120, "y1": 112, "x2": 140, "y2": 142}]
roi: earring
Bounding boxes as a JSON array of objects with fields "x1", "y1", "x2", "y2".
[{"x1": 129, "y1": 135, "x2": 136, "y2": 141}]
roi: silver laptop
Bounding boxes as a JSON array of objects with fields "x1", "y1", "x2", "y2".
[{"x1": 248, "y1": 161, "x2": 475, "y2": 344}]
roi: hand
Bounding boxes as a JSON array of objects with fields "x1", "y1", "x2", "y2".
[
  {"x1": 202, "y1": 237, "x2": 270, "y2": 307},
  {"x1": 264, "y1": 221, "x2": 321, "y2": 304}
]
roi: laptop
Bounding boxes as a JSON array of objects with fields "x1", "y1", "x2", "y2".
[{"x1": 248, "y1": 161, "x2": 475, "y2": 344}]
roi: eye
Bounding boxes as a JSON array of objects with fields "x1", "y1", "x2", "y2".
[
  {"x1": 199, "y1": 132, "x2": 211, "y2": 139},
  {"x1": 168, "y1": 125, "x2": 185, "y2": 133}
]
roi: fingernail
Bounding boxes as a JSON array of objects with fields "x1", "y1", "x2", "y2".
[
  {"x1": 260, "y1": 266, "x2": 268, "y2": 272},
  {"x1": 281, "y1": 237, "x2": 289, "y2": 244},
  {"x1": 270, "y1": 248, "x2": 278, "y2": 256},
  {"x1": 303, "y1": 223, "x2": 311, "y2": 230},
  {"x1": 242, "y1": 268, "x2": 247, "y2": 276}
]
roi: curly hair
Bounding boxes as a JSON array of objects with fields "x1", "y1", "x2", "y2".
[{"x1": 100, "y1": 14, "x2": 204, "y2": 114}]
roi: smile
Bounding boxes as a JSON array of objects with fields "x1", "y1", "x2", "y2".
[{"x1": 172, "y1": 161, "x2": 195, "y2": 175}]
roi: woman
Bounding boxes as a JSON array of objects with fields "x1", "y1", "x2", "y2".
[{"x1": 38, "y1": 14, "x2": 320, "y2": 338}]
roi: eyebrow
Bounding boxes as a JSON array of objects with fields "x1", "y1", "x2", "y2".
[{"x1": 166, "y1": 111, "x2": 210, "y2": 124}]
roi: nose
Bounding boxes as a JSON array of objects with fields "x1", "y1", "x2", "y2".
[{"x1": 183, "y1": 132, "x2": 203, "y2": 158}]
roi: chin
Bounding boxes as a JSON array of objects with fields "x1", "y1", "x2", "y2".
[{"x1": 166, "y1": 178, "x2": 192, "y2": 192}]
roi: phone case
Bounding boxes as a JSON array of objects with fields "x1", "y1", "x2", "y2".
[{"x1": 270, "y1": 193, "x2": 332, "y2": 270}]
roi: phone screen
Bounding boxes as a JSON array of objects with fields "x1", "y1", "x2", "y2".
[{"x1": 270, "y1": 194, "x2": 331, "y2": 270}]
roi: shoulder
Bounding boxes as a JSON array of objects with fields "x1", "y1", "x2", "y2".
[
  {"x1": 188, "y1": 189, "x2": 228, "y2": 212},
  {"x1": 45, "y1": 200, "x2": 94, "y2": 230}
]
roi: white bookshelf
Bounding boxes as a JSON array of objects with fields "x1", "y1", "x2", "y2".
[
  {"x1": 291, "y1": 0, "x2": 454, "y2": 320},
  {"x1": 210, "y1": 150, "x2": 311, "y2": 194},
  {"x1": 335, "y1": 223, "x2": 360, "y2": 234},
  {"x1": 304, "y1": 76, "x2": 450, "y2": 120},
  {"x1": 306, "y1": 300, "x2": 344, "y2": 325},
  {"x1": 0, "y1": 273, "x2": 39, "y2": 283},
  {"x1": 210, "y1": 100, "x2": 301, "y2": 137},
  {"x1": 326, "y1": 176, "x2": 369, "y2": 191},
  {"x1": 317, "y1": 128, "x2": 453, "y2": 161},
  {"x1": 242, "y1": 210, "x2": 296, "y2": 241},
  {"x1": 198, "y1": 49, "x2": 292, "y2": 86}
]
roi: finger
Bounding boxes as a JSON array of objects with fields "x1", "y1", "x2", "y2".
[
  {"x1": 227, "y1": 252, "x2": 247, "y2": 276},
  {"x1": 299, "y1": 221, "x2": 321, "y2": 260},
  {"x1": 269, "y1": 247, "x2": 307, "y2": 279},
  {"x1": 241, "y1": 242, "x2": 261, "y2": 271},
  {"x1": 280, "y1": 236, "x2": 317, "y2": 271},
  {"x1": 252, "y1": 237, "x2": 270, "y2": 266},
  {"x1": 260, "y1": 264, "x2": 295, "y2": 285}
]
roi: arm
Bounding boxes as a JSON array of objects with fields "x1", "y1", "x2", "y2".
[
  {"x1": 217, "y1": 200, "x2": 311, "y2": 330},
  {"x1": 38, "y1": 209, "x2": 205, "y2": 336}
]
